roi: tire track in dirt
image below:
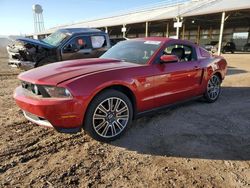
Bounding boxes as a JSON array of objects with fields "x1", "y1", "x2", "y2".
[
  {"x1": 1, "y1": 54, "x2": 250, "y2": 188},
  {"x1": 0, "y1": 123, "x2": 87, "y2": 175}
]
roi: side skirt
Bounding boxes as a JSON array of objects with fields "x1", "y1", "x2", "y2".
[{"x1": 135, "y1": 95, "x2": 203, "y2": 119}]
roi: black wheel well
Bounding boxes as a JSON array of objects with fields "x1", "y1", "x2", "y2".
[{"x1": 214, "y1": 72, "x2": 222, "y2": 81}]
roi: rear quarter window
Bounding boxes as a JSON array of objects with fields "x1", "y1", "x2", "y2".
[
  {"x1": 199, "y1": 47, "x2": 211, "y2": 57},
  {"x1": 91, "y1": 35, "x2": 106, "y2": 48}
]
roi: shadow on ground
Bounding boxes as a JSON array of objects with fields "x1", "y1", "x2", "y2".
[
  {"x1": 227, "y1": 66, "x2": 248, "y2": 76},
  {"x1": 111, "y1": 87, "x2": 250, "y2": 161}
]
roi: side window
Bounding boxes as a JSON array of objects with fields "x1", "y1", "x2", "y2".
[
  {"x1": 65, "y1": 36, "x2": 91, "y2": 51},
  {"x1": 91, "y1": 35, "x2": 106, "y2": 48},
  {"x1": 74, "y1": 36, "x2": 92, "y2": 50},
  {"x1": 164, "y1": 44, "x2": 197, "y2": 62},
  {"x1": 62, "y1": 36, "x2": 92, "y2": 53}
]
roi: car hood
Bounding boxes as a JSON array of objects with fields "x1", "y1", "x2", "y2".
[
  {"x1": 16, "y1": 37, "x2": 54, "y2": 49},
  {"x1": 18, "y1": 58, "x2": 140, "y2": 85}
]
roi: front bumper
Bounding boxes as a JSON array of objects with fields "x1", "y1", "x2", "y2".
[
  {"x1": 7, "y1": 47, "x2": 35, "y2": 70},
  {"x1": 14, "y1": 86, "x2": 84, "y2": 132},
  {"x1": 8, "y1": 59, "x2": 35, "y2": 70}
]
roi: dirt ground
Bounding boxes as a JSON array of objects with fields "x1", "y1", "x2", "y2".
[{"x1": 0, "y1": 48, "x2": 249, "y2": 188}]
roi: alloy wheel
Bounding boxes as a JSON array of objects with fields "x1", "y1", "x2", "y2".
[
  {"x1": 207, "y1": 75, "x2": 221, "y2": 100},
  {"x1": 92, "y1": 97, "x2": 129, "y2": 138}
]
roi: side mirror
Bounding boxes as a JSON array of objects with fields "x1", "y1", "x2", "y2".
[
  {"x1": 63, "y1": 43, "x2": 79, "y2": 53},
  {"x1": 160, "y1": 55, "x2": 179, "y2": 63}
]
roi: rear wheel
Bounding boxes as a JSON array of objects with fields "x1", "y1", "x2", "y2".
[
  {"x1": 204, "y1": 74, "x2": 221, "y2": 103},
  {"x1": 84, "y1": 89, "x2": 133, "y2": 142}
]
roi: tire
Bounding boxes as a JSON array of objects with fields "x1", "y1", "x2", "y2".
[
  {"x1": 204, "y1": 74, "x2": 221, "y2": 103},
  {"x1": 83, "y1": 89, "x2": 133, "y2": 142}
]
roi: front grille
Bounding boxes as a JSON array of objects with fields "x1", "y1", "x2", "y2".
[{"x1": 12, "y1": 54, "x2": 21, "y2": 60}]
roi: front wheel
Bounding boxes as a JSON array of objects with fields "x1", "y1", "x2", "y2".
[
  {"x1": 84, "y1": 89, "x2": 133, "y2": 142},
  {"x1": 204, "y1": 74, "x2": 221, "y2": 103}
]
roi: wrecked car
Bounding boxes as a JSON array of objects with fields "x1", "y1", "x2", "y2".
[{"x1": 7, "y1": 28, "x2": 111, "y2": 69}]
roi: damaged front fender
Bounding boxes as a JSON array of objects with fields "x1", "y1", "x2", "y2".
[{"x1": 7, "y1": 38, "x2": 57, "y2": 70}]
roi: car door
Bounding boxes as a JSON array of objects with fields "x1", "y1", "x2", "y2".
[{"x1": 152, "y1": 43, "x2": 203, "y2": 108}]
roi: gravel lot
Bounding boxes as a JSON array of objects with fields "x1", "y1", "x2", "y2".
[{"x1": 0, "y1": 49, "x2": 249, "y2": 188}]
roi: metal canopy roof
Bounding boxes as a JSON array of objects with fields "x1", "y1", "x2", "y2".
[
  {"x1": 35, "y1": 0, "x2": 250, "y2": 35},
  {"x1": 182, "y1": 0, "x2": 250, "y2": 17}
]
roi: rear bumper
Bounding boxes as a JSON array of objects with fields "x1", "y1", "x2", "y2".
[{"x1": 14, "y1": 86, "x2": 85, "y2": 132}]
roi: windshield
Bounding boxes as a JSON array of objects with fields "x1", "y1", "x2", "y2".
[
  {"x1": 101, "y1": 40, "x2": 161, "y2": 64},
  {"x1": 42, "y1": 31, "x2": 68, "y2": 47}
]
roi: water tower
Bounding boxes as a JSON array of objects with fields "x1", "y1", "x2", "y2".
[{"x1": 32, "y1": 4, "x2": 45, "y2": 33}]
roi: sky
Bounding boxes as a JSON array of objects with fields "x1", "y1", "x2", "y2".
[{"x1": 0, "y1": 0, "x2": 171, "y2": 36}]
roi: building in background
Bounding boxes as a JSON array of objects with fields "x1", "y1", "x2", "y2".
[{"x1": 29, "y1": 0, "x2": 250, "y2": 54}]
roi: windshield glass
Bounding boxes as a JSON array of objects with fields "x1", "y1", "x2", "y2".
[
  {"x1": 42, "y1": 31, "x2": 68, "y2": 47},
  {"x1": 101, "y1": 40, "x2": 161, "y2": 64}
]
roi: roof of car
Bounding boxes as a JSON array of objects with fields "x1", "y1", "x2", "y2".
[
  {"x1": 58, "y1": 28, "x2": 104, "y2": 34},
  {"x1": 133, "y1": 37, "x2": 197, "y2": 46},
  {"x1": 135, "y1": 37, "x2": 170, "y2": 42}
]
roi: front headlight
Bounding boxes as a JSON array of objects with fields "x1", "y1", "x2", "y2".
[{"x1": 43, "y1": 86, "x2": 72, "y2": 98}]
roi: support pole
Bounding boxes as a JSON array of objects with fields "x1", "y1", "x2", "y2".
[
  {"x1": 145, "y1": 21, "x2": 149, "y2": 37},
  {"x1": 38, "y1": 14, "x2": 41, "y2": 33},
  {"x1": 218, "y1": 12, "x2": 225, "y2": 55},
  {"x1": 182, "y1": 24, "x2": 185, "y2": 39},
  {"x1": 196, "y1": 25, "x2": 200, "y2": 44},
  {"x1": 108, "y1": 29, "x2": 112, "y2": 35},
  {"x1": 166, "y1": 22, "x2": 169, "y2": 37},
  {"x1": 41, "y1": 13, "x2": 45, "y2": 31},
  {"x1": 209, "y1": 26, "x2": 212, "y2": 41},
  {"x1": 176, "y1": 17, "x2": 180, "y2": 39},
  {"x1": 122, "y1": 24, "x2": 126, "y2": 38},
  {"x1": 248, "y1": 28, "x2": 250, "y2": 43}
]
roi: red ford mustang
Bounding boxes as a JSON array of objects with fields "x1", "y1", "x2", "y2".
[{"x1": 14, "y1": 37, "x2": 227, "y2": 142}]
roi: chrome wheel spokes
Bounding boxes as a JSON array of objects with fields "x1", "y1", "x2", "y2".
[
  {"x1": 93, "y1": 97, "x2": 129, "y2": 138},
  {"x1": 207, "y1": 75, "x2": 220, "y2": 100}
]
